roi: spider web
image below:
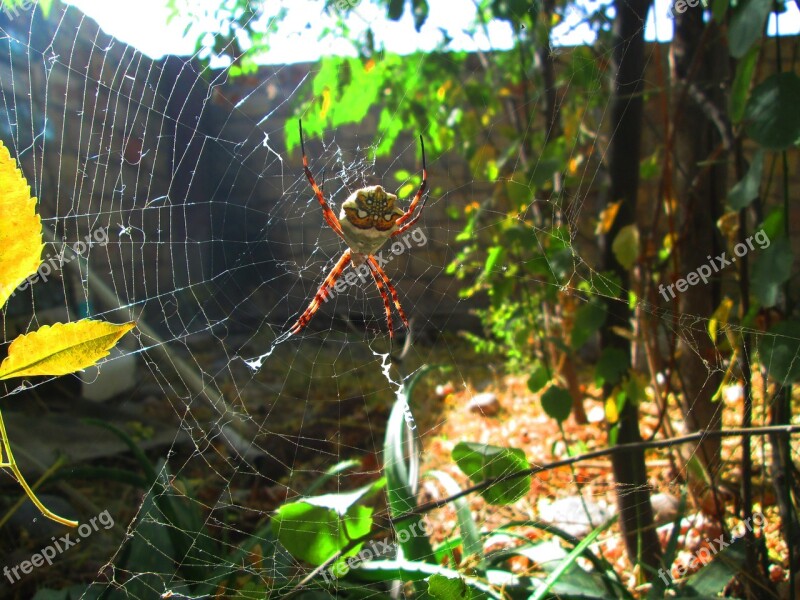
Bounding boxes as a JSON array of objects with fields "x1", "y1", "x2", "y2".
[{"x1": 0, "y1": 1, "x2": 796, "y2": 598}]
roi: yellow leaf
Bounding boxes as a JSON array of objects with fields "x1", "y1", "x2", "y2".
[
  {"x1": 605, "y1": 396, "x2": 618, "y2": 423},
  {"x1": 0, "y1": 320, "x2": 135, "y2": 380},
  {"x1": 662, "y1": 232, "x2": 677, "y2": 252},
  {"x1": 716, "y1": 211, "x2": 739, "y2": 245},
  {"x1": 708, "y1": 297, "x2": 734, "y2": 344},
  {"x1": 595, "y1": 200, "x2": 621, "y2": 235},
  {"x1": 611, "y1": 223, "x2": 640, "y2": 270},
  {"x1": 0, "y1": 140, "x2": 44, "y2": 307},
  {"x1": 319, "y1": 87, "x2": 332, "y2": 120},
  {"x1": 436, "y1": 80, "x2": 452, "y2": 101}
]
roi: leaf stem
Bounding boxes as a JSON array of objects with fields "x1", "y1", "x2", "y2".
[{"x1": 0, "y1": 410, "x2": 77, "y2": 527}]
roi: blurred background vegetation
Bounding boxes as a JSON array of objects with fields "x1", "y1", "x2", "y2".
[{"x1": 1, "y1": 0, "x2": 800, "y2": 597}]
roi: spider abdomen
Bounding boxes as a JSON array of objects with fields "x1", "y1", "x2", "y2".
[
  {"x1": 340, "y1": 219, "x2": 395, "y2": 256},
  {"x1": 339, "y1": 184, "x2": 404, "y2": 256}
]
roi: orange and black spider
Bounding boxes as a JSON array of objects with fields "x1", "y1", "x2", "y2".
[{"x1": 289, "y1": 120, "x2": 428, "y2": 339}]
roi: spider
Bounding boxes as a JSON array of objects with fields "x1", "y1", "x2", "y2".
[{"x1": 289, "y1": 120, "x2": 428, "y2": 339}]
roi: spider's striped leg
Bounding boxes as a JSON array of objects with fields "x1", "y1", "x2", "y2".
[
  {"x1": 367, "y1": 256, "x2": 409, "y2": 335},
  {"x1": 367, "y1": 260, "x2": 395, "y2": 339},
  {"x1": 290, "y1": 249, "x2": 352, "y2": 336},
  {"x1": 395, "y1": 134, "x2": 427, "y2": 228},
  {"x1": 392, "y1": 191, "x2": 429, "y2": 236},
  {"x1": 299, "y1": 119, "x2": 345, "y2": 240}
]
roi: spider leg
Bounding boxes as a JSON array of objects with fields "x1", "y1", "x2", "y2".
[
  {"x1": 392, "y1": 191, "x2": 429, "y2": 236},
  {"x1": 289, "y1": 249, "x2": 352, "y2": 336},
  {"x1": 366, "y1": 260, "x2": 395, "y2": 339},
  {"x1": 395, "y1": 134, "x2": 427, "y2": 227},
  {"x1": 299, "y1": 119, "x2": 345, "y2": 240},
  {"x1": 367, "y1": 256, "x2": 409, "y2": 335}
]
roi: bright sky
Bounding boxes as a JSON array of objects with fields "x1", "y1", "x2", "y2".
[{"x1": 65, "y1": 0, "x2": 799, "y2": 63}]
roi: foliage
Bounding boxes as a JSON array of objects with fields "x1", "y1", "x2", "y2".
[
  {"x1": 744, "y1": 72, "x2": 800, "y2": 151},
  {"x1": 166, "y1": 0, "x2": 286, "y2": 77},
  {"x1": 251, "y1": 369, "x2": 635, "y2": 597},
  {"x1": 274, "y1": 485, "x2": 378, "y2": 567},
  {"x1": 168, "y1": 0, "x2": 616, "y2": 380},
  {"x1": 35, "y1": 422, "x2": 294, "y2": 599},
  {"x1": 452, "y1": 441, "x2": 530, "y2": 504},
  {"x1": 0, "y1": 139, "x2": 134, "y2": 527},
  {"x1": 161, "y1": 0, "x2": 800, "y2": 594}
]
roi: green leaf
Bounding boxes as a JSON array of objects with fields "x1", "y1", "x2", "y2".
[
  {"x1": 648, "y1": 491, "x2": 688, "y2": 596},
  {"x1": 541, "y1": 385, "x2": 572, "y2": 424},
  {"x1": 745, "y1": 72, "x2": 800, "y2": 150},
  {"x1": 411, "y1": 0, "x2": 429, "y2": 31},
  {"x1": 507, "y1": 176, "x2": 533, "y2": 207},
  {"x1": 730, "y1": 45, "x2": 759, "y2": 123},
  {"x1": 759, "y1": 208, "x2": 785, "y2": 242},
  {"x1": 354, "y1": 559, "x2": 501, "y2": 597},
  {"x1": 530, "y1": 516, "x2": 618, "y2": 600},
  {"x1": 484, "y1": 246, "x2": 504, "y2": 276},
  {"x1": 388, "y1": 0, "x2": 405, "y2": 20},
  {"x1": 595, "y1": 348, "x2": 628, "y2": 387},
  {"x1": 640, "y1": 150, "x2": 660, "y2": 180},
  {"x1": 544, "y1": 247, "x2": 574, "y2": 282},
  {"x1": 588, "y1": 271, "x2": 623, "y2": 298},
  {"x1": 728, "y1": 148, "x2": 763, "y2": 210},
  {"x1": 272, "y1": 489, "x2": 374, "y2": 566},
  {"x1": 384, "y1": 368, "x2": 436, "y2": 565},
  {"x1": 612, "y1": 224, "x2": 639, "y2": 270},
  {"x1": 728, "y1": 0, "x2": 771, "y2": 59},
  {"x1": 712, "y1": 0, "x2": 729, "y2": 22},
  {"x1": 427, "y1": 470, "x2": 484, "y2": 571},
  {"x1": 571, "y1": 300, "x2": 607, "y2": 349},
  {"x1": 429, "y1": 573, "x2": 473, "y2": 599},
  {"x1": 452, "y1": 442, "x2": 530, "y2": 505},
  {"x1": 758, "y1": 321, "x2": 800, "y2": 386},
  {"x1": 334, "y1": 59, "x2": 384, "y2": 126},
  {"x1": 751, "y1": 237, "x2": 793, "y2": 307},
  {"x1": 527, "y1": 362, "x2": 550, "y2": 393}
]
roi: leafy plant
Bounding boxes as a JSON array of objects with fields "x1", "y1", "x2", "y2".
[
  {"x1": 259, "y1": 370, "x2": 639, "y2": 598},
  {"x1": 0, "y1": 140, "x2": 134, "y2": 527}
]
